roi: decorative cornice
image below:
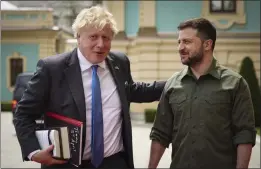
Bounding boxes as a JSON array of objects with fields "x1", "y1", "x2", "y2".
[
  {"x1": 137, "y1": 27, "x2": 158, "y2": 37},
  {"x1": 114, "y1": 31, "x2": 128, "y2": 40},
  {"x1": 216, "y1": 32, "x2": 260, "y2": 39},
  {"x1": 157, "y1": 32, "x2": 260, "y2": 39}
]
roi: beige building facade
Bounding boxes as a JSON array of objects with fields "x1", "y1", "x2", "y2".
[{"x1": 64, "y1": 1, "x2": 260, "y2": 118}]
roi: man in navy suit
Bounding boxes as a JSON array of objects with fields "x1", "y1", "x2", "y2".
[{"x1": 14, "y1": 5, "x2": 165, "y2": 169}]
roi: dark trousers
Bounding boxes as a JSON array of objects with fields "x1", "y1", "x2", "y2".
[{"x1": 41, "y1": 152, "x2": 128, "y2": 169}]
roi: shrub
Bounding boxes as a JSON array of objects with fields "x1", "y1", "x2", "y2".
[
  {"x1": 256, "y1": 127, "x2": 260, "y2": 135},
  {"x1": 144, "y1": 108, "x2": 157, "y2": 123},
  {"x1": 1, "y1": 101, "x2": 12, "y2": 112},
  {"x1": 239, "y1": 57, "x2": 261, "y2": 127}
]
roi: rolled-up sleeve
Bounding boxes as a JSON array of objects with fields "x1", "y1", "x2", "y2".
[
  {"x1": 150, "y1": 81, "x2": 173, "y2": 148},
  {"x1": 232, "y1": 77, "x2": 256, "y2": 147}
]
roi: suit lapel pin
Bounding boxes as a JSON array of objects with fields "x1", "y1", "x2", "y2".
[{"x1": 115, "y1": 66, "x2": 119, "y2": 70}]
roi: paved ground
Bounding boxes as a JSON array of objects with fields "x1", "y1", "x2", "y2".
[{"x1": 1, "y1": 112, "x2": 260, "y2": 168}]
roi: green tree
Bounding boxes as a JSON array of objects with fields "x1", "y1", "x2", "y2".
[{"x1": 239, "y1": 57, "x2": 261, "y2": 127}]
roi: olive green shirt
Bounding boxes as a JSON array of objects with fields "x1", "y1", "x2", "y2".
[{"x1": 150, "y1": 58, "x2": 256, "y2": 168}]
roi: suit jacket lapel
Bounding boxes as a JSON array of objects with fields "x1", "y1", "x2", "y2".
[
  {"x1": 106, "y1": 54, "x2": 128, "y2": 111},
  {"x1": 63, "y1": 48, "x2": 86, "y2": 120},
  {"x1": 106, "y1": 54, "x2": 133, "y2": 167}
]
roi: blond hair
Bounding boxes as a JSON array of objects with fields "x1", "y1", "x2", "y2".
[{"x1": 72, "y1": 5, "x2": 119, "y2": 38}]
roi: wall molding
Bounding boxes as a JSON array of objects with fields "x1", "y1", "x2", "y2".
[
  {"x1": 137, "y1": 27, "x2": 158, "y2": 37},
  {"x1": 114, "y1": 30, "x2": 128, "y2": 40},
  {"x1": 2, "y1": 10, "x2": 54, "y2": 29},
  {"x1": 157, "y1": 32, "x2": 260, "y2": 39}
]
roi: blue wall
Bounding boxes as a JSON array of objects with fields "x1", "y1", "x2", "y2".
[
  {"x1": 125, "y1": 1, "x2": 139, "y2": 37},
  {"x1": 124, "y1": 1, "x2": 260, "y2": 36},
  {"x1": 156, "y1": 1, "x2": 202, "y2": 33},
  {"x1": 1, "y1": 43, "x2": 39, "y2": 101}
]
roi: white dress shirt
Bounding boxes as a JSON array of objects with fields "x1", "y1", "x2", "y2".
[
  {"x1": 28, "y1": 49, "x2": 124, "y2": 160},
  {"x1": 77, "y1": 48, "x2": 124, "y2": 160}
]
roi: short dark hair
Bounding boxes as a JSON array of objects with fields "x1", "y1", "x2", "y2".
[{"x1": 177, "y1": 18, "x2": 216, "y2": 50}]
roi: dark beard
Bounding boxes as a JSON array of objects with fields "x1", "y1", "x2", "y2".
[{"x1": 183, "y1": 47, "x2": 203, "y2": 66}]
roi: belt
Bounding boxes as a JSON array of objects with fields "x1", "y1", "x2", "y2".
[{"x1": 81, "y1": 151, "x2": 125, "y2": 166}]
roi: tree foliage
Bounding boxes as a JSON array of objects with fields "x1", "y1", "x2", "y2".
[{"x1": 239, "y1": 57, "x2": 261, "y2": 127}]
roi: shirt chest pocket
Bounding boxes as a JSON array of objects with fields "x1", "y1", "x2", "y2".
[
  {"x1": 169, "y1": 94, "x2": 190, "y2": 125},
  {"x1": 204, "y1": 91, "x2": 232, "y2": 120}
]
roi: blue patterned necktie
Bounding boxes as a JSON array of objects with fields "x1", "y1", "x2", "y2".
[{"x1": 91, "y1": 65, "x2": 104, "y2": 167}]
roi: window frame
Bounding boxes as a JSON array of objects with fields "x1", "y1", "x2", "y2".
[
  {"x1": 201, "y1": 0, "x2": 246, "y2": 29},
  {"x1": 209, "y1": 0, "x2": 237, "y2": 13},
  {"x1": 6, "y1": 52, "x2": 26, "y2": 91}
]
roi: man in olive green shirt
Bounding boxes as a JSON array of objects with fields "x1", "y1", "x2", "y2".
[{"x1": 148, "y1": 18, "x2": 256, "y2": 169}]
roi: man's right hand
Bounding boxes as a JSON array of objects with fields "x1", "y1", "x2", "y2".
[{"x1": 31, "y1": 145, "x2": 67, "y2": 166}]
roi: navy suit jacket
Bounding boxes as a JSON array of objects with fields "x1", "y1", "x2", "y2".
[{"x1": 14, "y1": 48, "x2": 166, "y2": 168}]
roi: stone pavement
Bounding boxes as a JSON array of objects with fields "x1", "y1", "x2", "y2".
[{"x1": 1, "y1": 112, "x2": 260, "y2": 168}]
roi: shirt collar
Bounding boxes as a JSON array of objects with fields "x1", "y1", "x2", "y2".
[
  {"x1": 180, "y1": 57, "x2": 221, "y2": 80},
  {"x1": 77, "y1": 48, "x2": 106, "y2": 72},
  {"x1": 206, "y1": 57, "x2": 221, "y2": 79}
]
